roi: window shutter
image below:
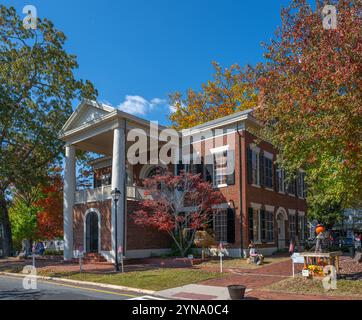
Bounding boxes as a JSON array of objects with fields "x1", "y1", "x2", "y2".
[
  {"x1": 204, "y1": 154, "x2": 214, "y2": 183},
  {"x1": 226, "y1": 150, "x2": 235, "y2": 186},
  {"x1": 260, "y1": 209, "x2": 266, "y2": 242},
  {"x1": 275, "y1": 166, "x2": 279, "y2": 192},
  {"x1": 176, "y1": 161, "x2": 183, "y2": 176},
  {"x1": 259, "y1": 154, "x2": 265, "y2": 187},
  {"x1": 207, "y1": 212, "x2": 214, "y2": 234},
  {"x1": 195, "y1": 161, "x2": 204, "y2": 178},
  {"x1": 248, "y1": 208, "x2": 254, "y2": 242},
  {"x1": 247, "y1": 147, "x2": 252, "y2": 184},
  {"x1": 227, "y1": 208, "x2": 235, "y2": 244}
]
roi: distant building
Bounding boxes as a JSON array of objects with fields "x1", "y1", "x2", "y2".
[{"x1": 333, "y1": 208, "x2": 362, "y2": 238}]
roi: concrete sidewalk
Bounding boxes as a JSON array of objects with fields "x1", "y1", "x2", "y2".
[{"x1": 157, "y1": 284, "x2": 251, "y2": 300}]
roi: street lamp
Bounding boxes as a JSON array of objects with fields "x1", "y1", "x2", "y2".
[{"x1": 111, "y1": 188, "x2": 122, "y2": 272}]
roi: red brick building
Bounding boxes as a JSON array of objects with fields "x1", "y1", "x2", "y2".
[{"x1": 59, "y1": 100, "x2": 307, "y2": 261}]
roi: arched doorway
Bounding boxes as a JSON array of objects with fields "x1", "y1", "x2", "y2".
[
  {"x1": 85, "y1": 210, "x2": 100, "y2": 253},
  {"x1": 276, "y1": 207, "x2": 288, "y2": 250}
]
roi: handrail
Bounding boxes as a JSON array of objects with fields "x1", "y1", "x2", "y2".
[{"x1": 74, "y1": 185, "x2": 149, "y2": 204}]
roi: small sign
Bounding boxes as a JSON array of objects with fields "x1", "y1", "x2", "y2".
[
  {"x1": 118, "y1": 246, "x2": 123, "y2": 254},
  {"x1": 302, "y1": 269, "x2": 310, "y2": 277},
  {"x1": 188, "y1": 254, "x2": 194, "y2": 260},
  {"x1": 291, "y1": 253, "x2": 304, "y2": 264}
]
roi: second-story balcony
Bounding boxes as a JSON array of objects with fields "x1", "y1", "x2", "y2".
[{"x1": 74, "y1": 185, "x2": 151, "y2": 204}]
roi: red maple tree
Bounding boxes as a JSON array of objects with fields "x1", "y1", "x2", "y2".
[
  {"x1": 35, "y1": 175, "x2": 63, "y2": 240},
  {"x1": 133, "y1": 172, "x2": 225, "y2": 257}
]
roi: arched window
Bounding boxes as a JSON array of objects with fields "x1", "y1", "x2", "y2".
[{"x1": 140, "y1": 165, "x2": 167, "y2": 180}]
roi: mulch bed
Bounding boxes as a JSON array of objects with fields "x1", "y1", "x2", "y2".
[{"x1": 339, "y1": 255, "x2": 362, "y2": 279}]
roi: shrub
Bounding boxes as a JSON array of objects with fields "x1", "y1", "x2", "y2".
[{"x1": 44, "y1": 249, "x2": 63, "y2": 256}]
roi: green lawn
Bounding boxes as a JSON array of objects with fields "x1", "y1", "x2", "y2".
[
  {"x1": 265, "y1": 276, "x2": 362, "y2": 297},
  {"x1": 39, "y1": 268, "x2": 223, "y2": 291},
  {"x1": 199, "y1": 257, "x2": 289, "y2": 269}
]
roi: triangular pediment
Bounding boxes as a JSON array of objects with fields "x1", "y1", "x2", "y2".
[{"x1": 61, "y1": 100, "x2": 115, "y2": 132}]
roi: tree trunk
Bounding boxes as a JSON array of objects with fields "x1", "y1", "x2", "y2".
[{"x1": 0, "y1": 193, "x2": 12, "y2": 257}]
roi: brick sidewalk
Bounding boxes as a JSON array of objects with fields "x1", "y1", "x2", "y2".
[
  {"x1": 200, "y1": 259, "x2": 301, "y2": 289},
  {"x1": 244, "y1": 290, "x2": 362, "y2": 300}
]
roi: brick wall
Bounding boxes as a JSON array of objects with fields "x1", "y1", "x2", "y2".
[
  {"x1": 242, "y1": 130, "x2": 308, "y2": 249},
  {"x1": 73, "y1": 199, "x2": 171, "y2": 253},
  {"x1": 126, "y1": 201, "x2": 172, "y2": 250}
]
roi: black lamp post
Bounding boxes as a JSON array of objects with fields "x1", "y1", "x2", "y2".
[{"x1": 111, "y1": 188, "x2": 122, "y2": 272}]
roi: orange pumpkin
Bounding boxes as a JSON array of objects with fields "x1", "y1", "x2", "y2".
[{"x1": 316, "y1": 225, "x2": 325, "y2": 234}]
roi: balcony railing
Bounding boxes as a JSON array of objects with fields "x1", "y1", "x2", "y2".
[{"x1": 74, "y1": 185, "x2": 150, "y2": 204}]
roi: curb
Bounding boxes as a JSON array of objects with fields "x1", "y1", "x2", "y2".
[{"x1": 0, "y1": 272, "x2": 156, "y2": 295}]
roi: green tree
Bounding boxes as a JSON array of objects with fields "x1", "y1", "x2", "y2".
[
  {"x1": 9, "y1": 194, "x2": 39, "y2": 251},
  {"x1": 0, "y1": 5, "x2": 97, "y2": 256},
  {"x1": 253, "y1": 0, "x2": 362, "y2": 224}
]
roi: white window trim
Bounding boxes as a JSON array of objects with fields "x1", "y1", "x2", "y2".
[
  {"x1": 250, "y1": 202, "x2": 262, "y2": 210},
  {"x1": 250, "y1": 144, "x2": 260, "y2": 153},
  {"x1": 213, "y1": 203, "x2": 229, "y2": 210},
  {"x1": 217, "y1": 183, "x2": 228, "y2": 188},
  {"x1": 210, "y1": 145, "x2": 229, "y2": 154},
  {"x1": 288, "y1": 209, "x2": 296, "y2": 215},
  {"x1": 298, "y1": 211, "x2": 306, "y2": 217},
  {"x1": 264, "y1": 151, "x2": 274, "y2": 160},
  {"x1": 265, "y1": 205, "x2": 275, "y2": 212},
  {"x1": 265, "y1": 187, "x2": 274, "y2": 192}
]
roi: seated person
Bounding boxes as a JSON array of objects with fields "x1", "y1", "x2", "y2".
[{"x1": 248, "y1": 241, "x2": 264, "y2": 265}]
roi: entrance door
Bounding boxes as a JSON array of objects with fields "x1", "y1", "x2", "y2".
[
  {"x1": 277, "y1": 217, "x2": 285, "y2": 249},
  {"x1": 86, "y1": 212, "x2": 99, "y2": 253}
]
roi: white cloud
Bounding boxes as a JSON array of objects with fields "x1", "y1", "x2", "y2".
[
  {"x1": 118, "y1": 95, "x2": 168, "y2": 116},
  {"x1": 150, "y1": 98, "x2": 166, "y2": 107},
  {"x1": 169, "y1": 104, "x2": 177, "y2": 113}
]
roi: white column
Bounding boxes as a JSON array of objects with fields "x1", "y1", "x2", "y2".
[
  {"x1": 111, "y1": 125, "x2": 126, "y2": 262},
  {"x1": 63, "y1": 144, "x2": 76, "y2": 260}
]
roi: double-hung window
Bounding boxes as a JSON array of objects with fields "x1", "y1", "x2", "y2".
[
  {"x1": 298, "y1": 215, "x2": 306, "y2": 242},
  {"x1": 261, "y1": 210, "x2": 274, "y2": 242},
  {"x1": 248, "y1": 207, "x2": 260, "y2": 242},
  {"x1": 264, "y1": 157, "x2": 273, "y2": 188},
  {"x1": 297, "y1": 171, "x2": 306, "y2": 198},
  {"x1": 214, "y1": 151, "x2": 228, "y2": 187},
  {"x1": 289, "y1": 214, "x2": 296, "y2": 240},
  {"x1": 266, "y1": 211, "x2": 274, "y2": 242},
  {"x1": 277, "y1": 168, "x2": 285, "y2": 193},
  {"x1": 214, "y1": 210, "x2": 228, "y2": 242}
]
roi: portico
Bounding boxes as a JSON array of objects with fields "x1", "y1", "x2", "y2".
[{"x1": 59, "y1": 99, "x2": 169, "y2": 261}]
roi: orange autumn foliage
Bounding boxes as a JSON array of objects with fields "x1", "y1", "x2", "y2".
[{"x1": 35, "y1": 176, "x2": 63, "y2": 240}]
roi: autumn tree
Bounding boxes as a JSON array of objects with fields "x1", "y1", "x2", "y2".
[
  {"x1": 170, "y1": 62, "x2": 258, "y2": 129},
  {"x1": 0, "y1": 6, "x2": 97, "y2": 256},
  {"x1": 133, "y1": 172, "x2": 225, "y2": 257},
  {"x1": 253, "y1": 0, "x2": 362, "y2": 222},
  {"x1": 35, "y1": 175, "x2": 63, "y2": 240}
]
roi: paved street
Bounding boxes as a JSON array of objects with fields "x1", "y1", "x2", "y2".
[{"x1": 0, "y1": 275, "x2": 143, "y2": 300}]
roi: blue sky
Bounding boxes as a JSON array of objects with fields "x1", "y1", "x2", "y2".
[{"x1": 4, "y1": 0, "x2": 294, "y2": 125}]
